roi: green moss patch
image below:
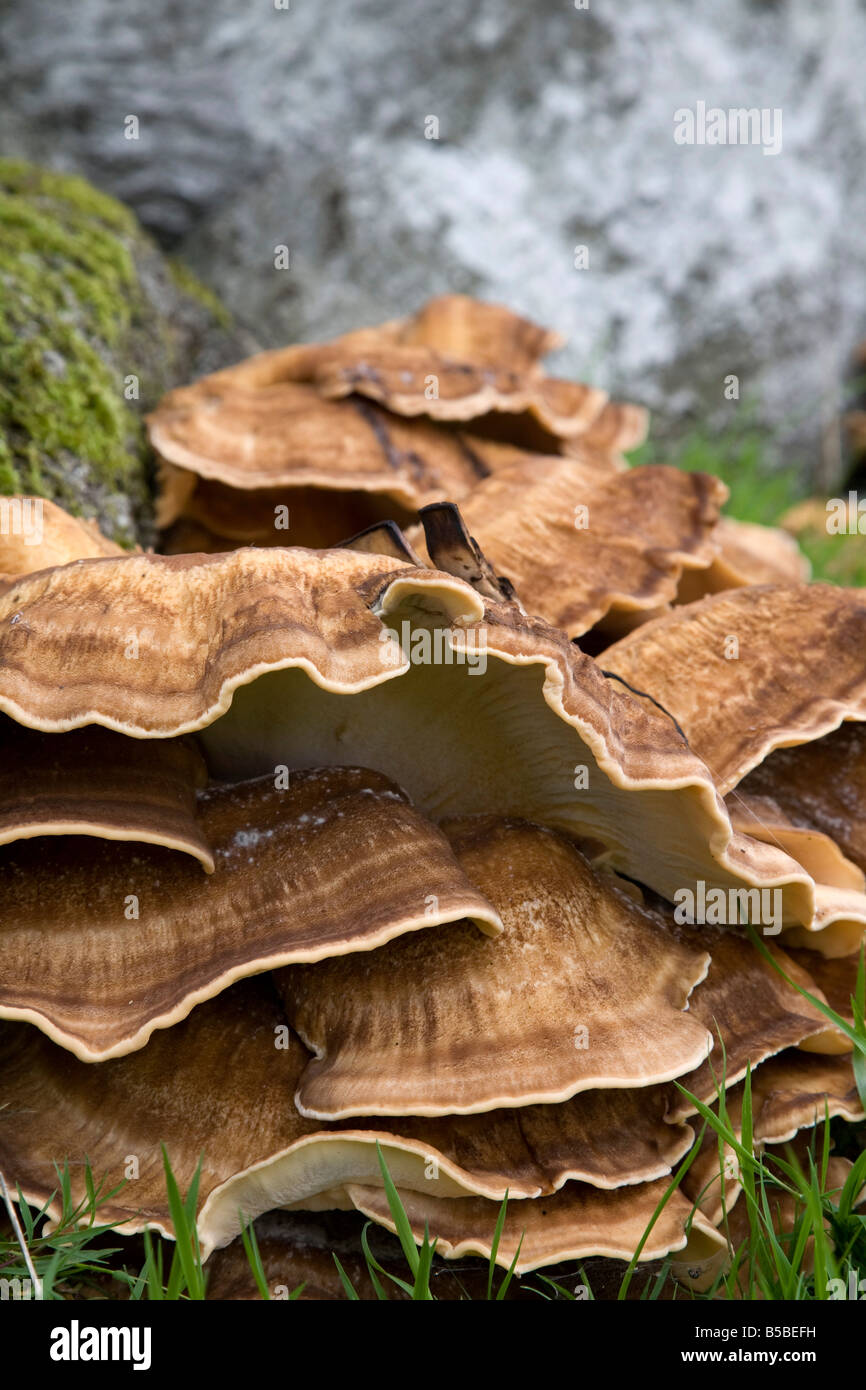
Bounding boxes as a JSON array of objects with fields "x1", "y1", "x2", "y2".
[{"x1": 0, "y1": 160, "x2": 232, "y2": 546}]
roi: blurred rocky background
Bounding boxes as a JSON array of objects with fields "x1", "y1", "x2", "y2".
[{"x1": 1, "y1": 0, "x2": 864, "y2": 480}]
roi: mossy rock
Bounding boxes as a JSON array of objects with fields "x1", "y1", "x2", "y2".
[{"x1": 0, "y1": 160, "x2": 245, "y2": 547}]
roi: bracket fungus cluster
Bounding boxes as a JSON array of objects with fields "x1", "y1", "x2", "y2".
[
  {"x1": 147, "y1": 294, "x2": 806, "y2": 645},
  {"x1": 0, "y1": 294, "x2": 863, "y2": 1296}
]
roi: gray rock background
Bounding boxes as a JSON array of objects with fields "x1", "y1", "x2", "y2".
[{"x1": 2, "y1": 0, "x2": 865, "y2": 477}]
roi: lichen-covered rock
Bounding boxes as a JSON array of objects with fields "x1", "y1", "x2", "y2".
[
  {"x1": 0, "y1": 160, "x2": 250, "y2": 546},
  {"x1": 2, "y1": 1, "x2": 862, "y2": 471}
]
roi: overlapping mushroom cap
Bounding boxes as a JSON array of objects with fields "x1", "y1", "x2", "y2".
[
  {"x1": 603, "y1": 584, "x2": 866, "y2": 794},
  {"x1": 0, "y1": 766, "x2": 503, "y2": 1059},
  {"x1": 0, "y1": 718, "x2": 211, "y2": 866},
  {"x1": 277, "y1": 818, "x2": 714, "y2": 1118},
  {"x1": 0, "y1": 545, "x2": 838, "y2": 947},
  {"x1": 0, "y1": 538, "x2": 787, "y2": 1272},
  {"x1": 406, "y1": 454, "x2": 728, "y2": 639},
  {"x1": 0, "y1": 976, "x2": 715, "y2": 1264},
  {"x1": 0, "y1": 296, "x2": 862, "y2": 1297},
  {"x1": 146, "y1": 294, "x2": 798, "y2": 643},
  {"x1": 147, "y1": 296, "x2": 645, "y2": 555},
  {"x1": 604, "y1": 583, "x2": 866, "y2": 955}
]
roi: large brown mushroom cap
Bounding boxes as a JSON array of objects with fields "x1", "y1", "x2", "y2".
[
  {"x1": 408, "y1": 457, "x2": 727, "y2": 638},
  {"x1": 345, "y1": 1180, "x2": 724, "y2": 1275},
  {"x1": 604, "y1": 584, "x2": 866, "y2": 795},
  {"x1": 604, "y1": 583, "x2": 866, "y2": 951},
  {"x1": 372, "y1": 1085, "x2": 695, "y2": 1198},
  {"x1": 0, "y1": 978, "x2": 695, "y2": 1259},
  {"x1": 0, "y1": 979, "x2": 490, "y2": 1252},
  {"x1": 157, "y1": 294, "x2": 559, "y2": 398},
  {"x1": 277, "y1": 817, "x2": 713, "y2": 1117},
  {"x1": 148, "y1": 294, "x2": 646, "y2": 554},
  {"x1": 148, "y1": 294, "x2": 629, "y2": 466},
  {"x1": 302, "y1": 293, "x2": 645, "y2": 450},
  {"x1": 0, "y1": 719, "x2": 213, "y2": 867},
  {"x1": 0, "y1": 547, "x2": 828, "y2": 937},
  {"x1": 153, "y1": 389, "x2": 486, "y2": 517},
  {"x1": 0, "y1": 767, "x2": 501, "y2": 1059},
  {"x1": 0, "y1": 547, "x2": 480, "y2": 732}
]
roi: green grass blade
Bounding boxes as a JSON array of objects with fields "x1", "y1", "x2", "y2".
[
  {"x1": 412, "y1": 1227, "x2": 436, "y2": 1300},
  {"x1": 360, "y1": 1220, "x2": 412, "y2": 1298},
  {"x1": 495, "y1": 1233, "x2": 523, "y2": 1301},
  {"x1": 161, "y1": 1146, "x2": 206, "y2": 1301},
  {"x1": 375, "y1": 1141, "x2": 419, "y2": 1276},
  {"x1": 332, "y1": 1254, "x2": 361, "y2": 1300},
  {"x1": 239, "y1": 1213, "x2": 271, "y2": 1301},
  {"x1": 486, "y1": 1192, "x2": 509, "y2": 1300}
]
